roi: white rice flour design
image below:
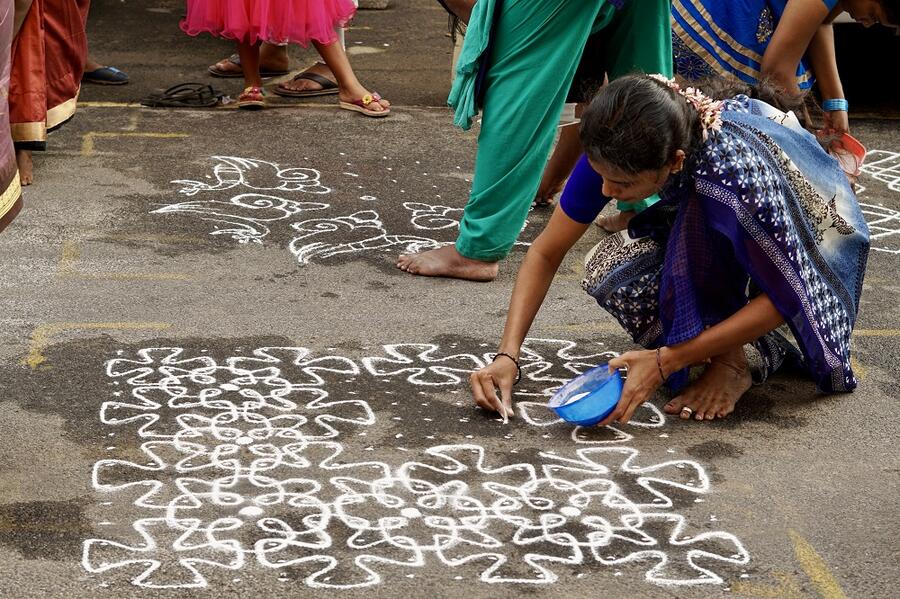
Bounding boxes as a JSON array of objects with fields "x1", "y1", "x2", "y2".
[
  {"x1": 83, "y1": 341, "x2": 749, "y2": 590},
  {"x1": 403, "y1": 202, "x2": 463, "y2": 230},
  {"x1": 400, "y1": 202, "x2": 532, "y2": 247},
  {"x1": 860, "y1": 150, "x2": 900, "y2": 193},
  {"x1": 153, "y1": 194, "x2": 329, "y2": 245},
  {"x1": 154, "y1": 157, "x2": 452, "y2": 265},
  {"x1": 172, "y1": 157, "x2": 331, "y2": 196},
  {"x1": 859, "y1": 202, "x2": 900, "y2": 254},
  {"x1": 154, "y1": 157, "x2": 537, "y2": 264},
  {"x1": 289, "y1": 210, "x2": 441, "y2": 265}
]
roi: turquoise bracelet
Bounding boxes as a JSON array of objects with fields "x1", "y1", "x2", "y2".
[{"x1": 822, "y1": 98, "x2": 849, "y2": 112}]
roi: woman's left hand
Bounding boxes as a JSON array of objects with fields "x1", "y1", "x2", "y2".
[{"x1": 599, "y1": 350, "x2": 664, "y2": 426}]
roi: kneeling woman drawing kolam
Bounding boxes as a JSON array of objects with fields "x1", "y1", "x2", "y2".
[{"x1": 470, "y1": 74, "x2": 869, "y2": 424}]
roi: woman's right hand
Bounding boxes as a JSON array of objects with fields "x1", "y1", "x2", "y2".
[{"x1": 469, "y1": 357, "x2": 517, "y2": 420}]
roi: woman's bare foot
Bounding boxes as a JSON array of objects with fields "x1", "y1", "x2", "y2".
[
  {"x1": 16, "y1": 149, "x2": 33, "y2": 186},
  {"x1": 595, "y1": 210, "x2": 635, "y2": 233},
  {"x1": 278, "y1": 62, "x2": 336, "y2": 94},
  {"x1": 397, "y1": 245, "x2": 498, "y2": 281},
  {"x1": 663, "y1": 348, "x2": 753, "y2": 421}
]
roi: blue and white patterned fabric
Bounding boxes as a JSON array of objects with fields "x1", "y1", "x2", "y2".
[{"x1": 672, "y1": 0, "x2": 840, "y2": 90}]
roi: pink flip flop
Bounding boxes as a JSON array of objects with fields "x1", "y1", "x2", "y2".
[
  {"x1": 237, "y1": 86, "x2": 266, "y2": 110},
  {"x1": 339, "y1": 92, "x2": 391, "y2": 118}
]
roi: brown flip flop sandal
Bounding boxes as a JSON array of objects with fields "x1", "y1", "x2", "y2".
[
  {"x1": 274, "y1": 71, "x2": 339, "y2": 98},
  {"x1": 208, "y1": 54, "x2": 290, "y2": 78}
]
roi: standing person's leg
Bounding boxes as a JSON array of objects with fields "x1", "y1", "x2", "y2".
[
  {"x1": 9, "y1": 0, "x2": 34, "y2": 185},
  {"x1": 10, "y1": 0, "x2": 89, "y2": 185},
  {"x1": 209, "y1": 43, "x2": 290, "y2": 78},
  {"x1": 237, "y1": 42, "x2": 263, "y2": 89},
  {"x1": 313, "y1": 39, "x2": 390, "y2": 113},
  {"x1": 236, "y1": 41, "x2": 265, "y2": 109},
  {"x1": 397, "y1": 0, "x2": 605, "y2": 280},
  {"x1": 534, "y1": 33, "x2": 607, "y2": 208},
  {"x1": 598, "y1": 0, "x2": 673, "y2": 228},
  {"x1": 274, "y1": 1, "x2": 357, "y2": 97},
  {"x1": 534, "y1": 116, "x2": 584, "y2": 207}
]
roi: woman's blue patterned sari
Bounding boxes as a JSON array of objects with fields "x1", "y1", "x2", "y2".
[{"x1": 581, "y1": 97, "x2": 869, "y2": 392}]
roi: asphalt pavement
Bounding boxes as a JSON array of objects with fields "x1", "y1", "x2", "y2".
[{"x1": 0, "y1": 1, "x2": 898, "y2": 597}]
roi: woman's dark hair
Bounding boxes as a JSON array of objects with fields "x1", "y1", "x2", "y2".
[{"x1": 579, "y1": 74, "x2": 803, "y2": 175}]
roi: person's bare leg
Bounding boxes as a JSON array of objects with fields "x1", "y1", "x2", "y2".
[
  {"x1": 259, "y1": 43, "x2": 290, "y2": 71},
  {"x1": 663, "y1": 345, "x2": 753, "y2": 421},
  {"x1": 84, "y1": 56, "x2": 102, "y2": 71},
  {"x1": 313, "y1": 39, "x2": 390, "y2": 111},
  {"x1": 535, "y1": 109, "x2": 584, "y2": 206},
  {"x1": 396, "y1": 245, "x2": 499, "y2": 281},
  {"x1": 237, "y1": 42, "x2": 263, "y2": 89},
  {"x1": 210, "y1": 43, "x2": 288, "y2": 75},
  {"x1": 16, "y1": 149, "x2": 33, "y2": 186},
  {"x1": 278, "y1": 62, "x2": 338, "y2": 93},
  {"x1": 444, "y1": 0, "x2": 475, "y2": 23},
  {"x1": 13, "y1": 1, "x2": 36, "y2": 186}
]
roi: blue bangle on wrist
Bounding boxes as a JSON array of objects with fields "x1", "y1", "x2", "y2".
[{"x1": 822, "y1": 98, "x2": 849, "y2": 112}]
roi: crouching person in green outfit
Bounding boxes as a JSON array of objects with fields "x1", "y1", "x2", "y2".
[{"x1": 397, "y1": 0, "x2": 673, "y2": 281}]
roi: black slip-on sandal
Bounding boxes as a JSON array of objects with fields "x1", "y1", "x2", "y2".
[{"x1": 141, "y1": 83, "x2": 223, "y2": 108}]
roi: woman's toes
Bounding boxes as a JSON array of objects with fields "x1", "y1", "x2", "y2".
[{"x1": 665, "y1": 399, "x2": 686, "y2": 414}]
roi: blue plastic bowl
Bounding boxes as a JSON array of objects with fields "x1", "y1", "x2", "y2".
[{"x1": 548, "y1": 363, "x2": 624, "y2": 426}]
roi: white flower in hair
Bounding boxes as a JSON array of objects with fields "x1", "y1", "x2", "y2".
[{"x1": 647, "y1": 74, "x2": 723, "y2": 141}]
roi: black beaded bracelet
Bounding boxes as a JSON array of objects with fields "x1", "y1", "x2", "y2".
[{"x1": 493, "y1": 352, "x2": 522, "y2": 385}]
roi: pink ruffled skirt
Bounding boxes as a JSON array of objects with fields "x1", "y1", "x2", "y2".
[{"x1": 181, "y1": 0, "x2": 357, "y2": 46}]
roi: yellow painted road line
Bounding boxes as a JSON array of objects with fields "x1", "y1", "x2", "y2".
[
  {"x1": 789, "y1": 529, "x2": 848, "y2": 599},
  {"x1": 78, "y1": 101, "x2": 142, "y2": 108},
  {"x1": 732, "y1": 571, "x2": 804, "y2": 598},
  {"x1": 81, "y1": 132, "x2": 190, "y2": 156},
  {"x1": 850, "y1": 356, "x2": 866, "y2": 381},
  {"x1": 853, "y1": 329, "x2": 900, "y2": 337},
  {"x1": 58, "y1": 240, "x2": 81, "y2": 271},
  {"x1": 24, "y1": 322, "x2": 172, "y2": 370}
]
